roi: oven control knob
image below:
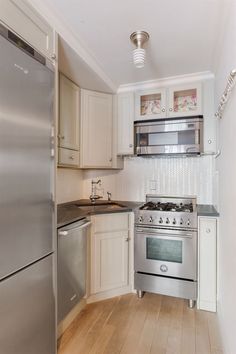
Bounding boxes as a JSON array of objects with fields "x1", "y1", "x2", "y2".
[
  {"x1": 159, "y1": 217, "x2": 163, "y2": 224},
  {"x1": 139, "y1": 216, "x2": 143, "y2": 223},
  {"x1": 166, "y1": 218, "x2": 170, "y2": 224},
  {"x1": 160, "y1": 264, "x2": 168, "y2": 273},
  {"x1": 172, "y1": 218, "x2": 176, "y2": 225},
  {"x1": 187, "y1": 219, "x2": 191, "y2": 226},
  {"x1": 180, "y1": 218, "x2": 183, "y2": 225},
  {"x1": 149, "y1": 216, "x2": 153, "y2": 223}
]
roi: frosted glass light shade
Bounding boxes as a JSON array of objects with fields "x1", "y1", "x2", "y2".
[{"x1": 133, "y1": 48, "x2": 145, "y2": 68}]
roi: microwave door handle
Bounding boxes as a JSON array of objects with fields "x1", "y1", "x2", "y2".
[{"x1": 195, "y1": 129, "x2": 200, "y2": 144}]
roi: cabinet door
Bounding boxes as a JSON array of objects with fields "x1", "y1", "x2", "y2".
[
  {"x1": 135, "y1": 88, "x2": 167, "y2": 120},
  {"x1": 0, "y1": 0, "x2": 54, "y2": 59},
  {"x1": 199, "y1": 217, "x2": 217, "y2": 312},
  {"x1": 203, "y1": 79, "x2": 216, "y2": 153},
  {"x1": 92, "y1": 231, "x2": 129, "y2": 294},
  {"x1": 168, "y1": 83, "x2": 202, "y2": 117},
  {"x1": 59, "y1": 74, "x2": 80, "y2": 151},
  {"x1": 117, "y1": 92, "x2": 134, "y2": 155},
  {"x1": 81, "y1": 89, "x2": 113, "y2": 168}
]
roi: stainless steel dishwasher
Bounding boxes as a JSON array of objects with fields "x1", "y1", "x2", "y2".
[{"x1": 57, "y1": 217, "x2": 91, "y2": 323}]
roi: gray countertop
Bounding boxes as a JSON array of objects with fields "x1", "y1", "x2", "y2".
[
  {"x1": 57, "y1": 200, "x2": 219, "y2": 228},
  {"x1": 57, "y1": 199, "x2": 142, "y2": 228},
  {"x1": 197, "y1": 204, "x2": 219, "y2": 217}
]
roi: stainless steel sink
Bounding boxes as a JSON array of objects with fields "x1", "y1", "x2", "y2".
[{"x1": 74, "y1": 202, "x2": 126, "y2": 212}]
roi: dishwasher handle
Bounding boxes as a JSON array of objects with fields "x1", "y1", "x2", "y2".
[{"x1": 58, "y1": 221, "x2": 91, "y2": 236}]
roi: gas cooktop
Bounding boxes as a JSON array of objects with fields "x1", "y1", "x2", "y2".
[
  {"x1": 140, "y1": 201, "x2": 194, "y2": 213},
  {"x1": 136, "y1": 195, "x2": 197, "y2": 229}
]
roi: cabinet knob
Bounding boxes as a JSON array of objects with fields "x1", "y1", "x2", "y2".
[
  {"x1": 51, "y1": 53, "x2": 56, "y2": 60},
  {"x1": 109, "y1": 158, "x2": 112, "y2": 162},
  {"x1": 208, "y1": 139, "x2": 212, "y2": 144},
  {"x1": 129, "y1": 144, "x2": 133, "y2": 148},
  {"x1": 169, "y1": 108, "x2": 173, "y2": 112},
  {"x1": 69, "y1": 156, "x2": 74, "y2": 160},
  {"x1": 161, "y1": 108, "x2": 165, "y2": 112},
  {"x1": 206, "y1": 228, "x2": 211, "y2": 233},
  {"x1": 125, "y1": 237, "x2": 131, "y2": 242},
  {"x1": 58, "y1": 135, "x2": 65, "y2": 140}
]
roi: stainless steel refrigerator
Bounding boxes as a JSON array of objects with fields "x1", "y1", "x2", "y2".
[{"x1": 0, "y1": 23, "x2": 56, "y2": 354}]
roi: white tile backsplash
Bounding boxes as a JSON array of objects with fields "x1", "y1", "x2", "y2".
[
  {"x1": 57, "y1": 168, "x2": 83, "y2": 204},
  {"x1": 82, "y1": 155, "x2": 214, "y2": 204}
]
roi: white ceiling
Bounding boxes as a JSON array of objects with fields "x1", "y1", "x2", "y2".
[{"x1": 43, "y1": 0, "x2": 225, "y2": 87}]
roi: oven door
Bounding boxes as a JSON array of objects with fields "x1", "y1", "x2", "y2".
[{"x1": 134, "y1": 227, "x2": 197, "y2": 280}]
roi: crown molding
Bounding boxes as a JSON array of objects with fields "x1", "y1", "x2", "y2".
[
  {"x1": 28, "y1": 0, "x2": 117, "y2": 93},
  {"x1": 118, "y1": 71, "x2": 215, "y2": 93}
]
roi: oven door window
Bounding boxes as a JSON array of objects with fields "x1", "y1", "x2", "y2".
[{"x1": 146, "y1": 238, "x2": 183, "y2": 263}]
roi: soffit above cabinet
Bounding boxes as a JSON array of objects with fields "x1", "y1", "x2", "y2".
[
  {"x1": 33, "y1": 0, "x2": 227, "y2": 87},
  {"x1": 58, "y1": 36, "x2": 115, "y2": 93}
]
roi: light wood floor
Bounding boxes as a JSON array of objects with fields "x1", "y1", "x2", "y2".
[{"x1": 58, "y1": 293, "x2": 223, "y2": 354}]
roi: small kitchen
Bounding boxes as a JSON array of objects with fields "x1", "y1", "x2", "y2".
[{"x1": 0, "y1": 1, "x2": 236, "y2": 354}]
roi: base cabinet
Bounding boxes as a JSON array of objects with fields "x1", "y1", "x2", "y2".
[
  {"x1": 198, "y1": 217, "x2": 217, "y2": 312},
  {"x1": 90, "y1": 213, "x2": 131, "y2": 296},
  {"x1": 93, "y1": 230, "x2": 129, "y2": 293}
]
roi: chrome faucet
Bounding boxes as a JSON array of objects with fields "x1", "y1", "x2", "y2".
[{"x1": 89, "y1": 179, "x2": 103, "y2": 204}]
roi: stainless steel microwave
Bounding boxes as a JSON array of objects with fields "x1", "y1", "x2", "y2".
[{"x1": 134, "y1": 116, "x2": 203, "y2": 156}]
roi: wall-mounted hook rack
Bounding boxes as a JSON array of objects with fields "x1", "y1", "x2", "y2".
[{"x1": 215, "y1": 69, "x2": 236, "y2": 119}]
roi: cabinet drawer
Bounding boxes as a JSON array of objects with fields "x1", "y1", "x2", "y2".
[
  {"x1": 58, "y1": 148, "x2": 80, "y2": 167},
  {"x1": 93, "y1": 213, "x2": 129, "y2": 233},
  {"x1": 0, "y1": 0, "x2": 54, "y2": 59}
]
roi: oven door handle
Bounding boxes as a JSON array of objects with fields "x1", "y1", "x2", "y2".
[{"x1": 136, "y1": 228, "x2": 193, "y2": 239}]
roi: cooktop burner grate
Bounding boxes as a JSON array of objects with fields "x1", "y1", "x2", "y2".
[{"x1": 140, "y1": 201, "x2": 193, "y2": 213}]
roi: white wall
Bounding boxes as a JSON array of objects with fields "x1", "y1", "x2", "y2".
[
  {"x1": 56, "y1": 168, "x2": 83, "y2": 204},
  {"x1": 214, "y1": 2, "x2": 236, "y2": 353},
  {"x1": 83, "y1": 155, "x2": 215, "y2": 204}
]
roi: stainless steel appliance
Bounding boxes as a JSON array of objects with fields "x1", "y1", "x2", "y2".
[
  {"x1": 0, "y1": 23, "x2": 55, "y2": 353},
  {"x1": 58, "y1": 218, "x2": 91, "y2": 323},
  {"x1": 134, "y1": 195, "x2": 198, "y2": 307},
  {"x1": 134, "y1": 116, "x2": 203, "y2": 155}
]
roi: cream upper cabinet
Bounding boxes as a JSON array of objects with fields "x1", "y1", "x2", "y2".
[
  {"x1": 0, "y1": 0, "x2": 54, "y2": 60},
  {"x1": 90, "y1": 213, "x2": 130, "y2": 295},
  {"x1": 80, "y1": 89, "x2": 113, "y2": 168},
  {"x1": 135, "y1": 88, "x2": 167, "y2": 121},
  {"x1": 134, "y1": 83, "x2": 202, "y2": 121},
  {"x1": 202, "y1": 79, "x2": 216, "y2": 154},
  {"x1": 117, "y1": 92, "x2": 135, "y2": 155},
  {"x1": 198, "y1": 217, "x2": 217, "y2": 312},
  {"x1": 168, "y1": 82, "x2": 202, "y2": 117},
  {"x1": 59, "y1": 74, "x2": 80, "y2": 152}
]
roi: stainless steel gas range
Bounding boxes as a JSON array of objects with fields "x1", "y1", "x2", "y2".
[{"x1": 134, "y1": 195, "x2": 198, "y2": 307}]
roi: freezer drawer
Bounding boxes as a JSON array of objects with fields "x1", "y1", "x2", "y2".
[
  {"x1": 0, "y1": 254, "x2": 55, "y2": 354},
  {"x1": 58, "y1": 219, "x2": 91, "y2": 323}
]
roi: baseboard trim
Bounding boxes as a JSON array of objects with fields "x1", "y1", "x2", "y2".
[
  {"x1": 57, "y1": 298, "x2": 87, "y2": 339},
  {"x1": 86, "y1": 286, "x2": 132, "y2": 304},
  {"x1": 198, "y1": 300, "x2": 217, "y2": 312}
]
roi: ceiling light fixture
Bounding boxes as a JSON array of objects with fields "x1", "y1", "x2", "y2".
[{"x1": 130, "y1": 31, "x2": 150, "y2": 69}]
